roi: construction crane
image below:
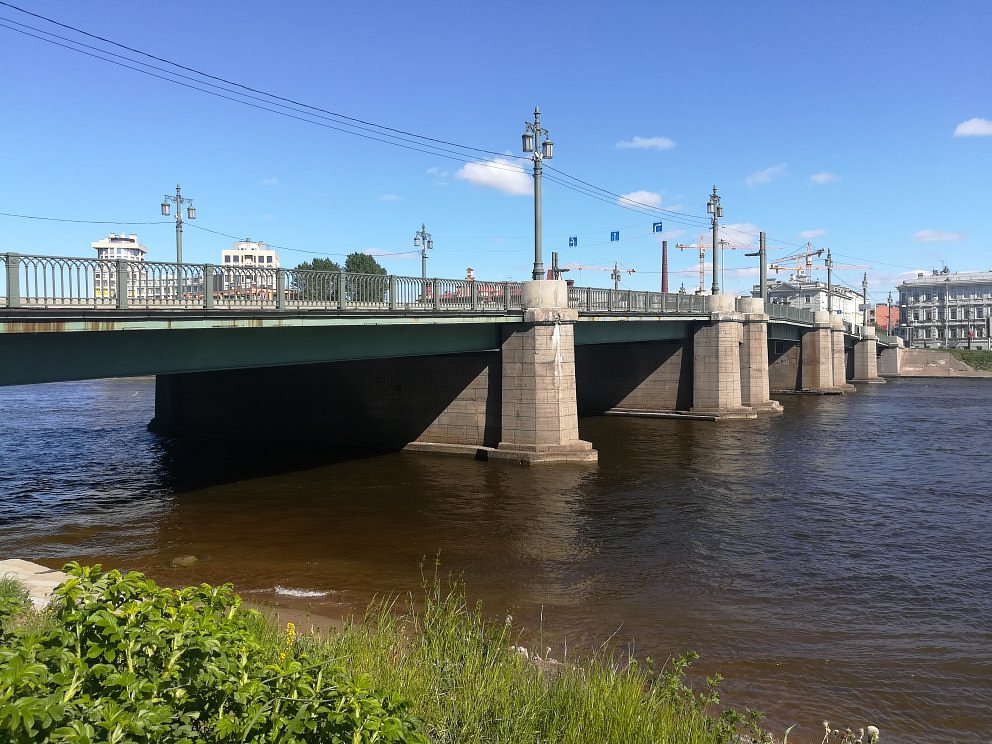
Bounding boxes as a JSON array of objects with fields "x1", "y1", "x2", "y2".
[
  {"x1": 677, "y1": 236, "x2": 744, "y2": 293},
  {"x1": 769, "y1": 243, "x2": 868, "y2": 279},
  {"x1": 677, "y1": 236, "x2": 708, "y2": 294}
]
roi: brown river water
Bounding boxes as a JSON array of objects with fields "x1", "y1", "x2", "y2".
[{"x1": 1, "y1": 377, "x2": 990, "y2": 743}]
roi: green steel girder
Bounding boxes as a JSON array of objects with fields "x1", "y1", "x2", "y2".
[
  {"x1": 574, "y1": 319, "x2": 691, "y2": 345},
  {"x1": 0, "y1": 322, "x2": 503, "y2": 387}
]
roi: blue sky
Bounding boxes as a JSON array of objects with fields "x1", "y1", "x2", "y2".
[{"x1": 1, "y1": 0, "x2": 989, "y2": 303}]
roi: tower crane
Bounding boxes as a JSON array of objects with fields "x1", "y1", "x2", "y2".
[
  {"x1": 769, "y1": 243, "x2": 868, "y2": 279},
  {"x1": 677, "y1": 236, "x2": 708, "y2": 294}
]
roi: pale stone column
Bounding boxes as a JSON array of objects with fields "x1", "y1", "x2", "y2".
[
  {"x1": 852, "y1": 327, "x2": 885, "y2": 383},
  {"x1": 831, "y1": 316, "x2": 855, "y2": 392},
  {"x1": 800, "y1": 311, "x2": 837, "y2": 392},
  {"x1": 738, "y1": 298, "x2": 783, "y2": 414},
  {"x1": 690, "y1": 294, "x2": 756, "y2": 419},
  {"x1": 492, "y1": 280, "x2": 597, "y2": 464}
]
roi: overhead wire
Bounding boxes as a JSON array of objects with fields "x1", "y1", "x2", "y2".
[
  {"x1": 0, "y1": 1, "x2": 855, "y2": 265},
  {"x1": 0, "y1": 2, "x2": 524, "y2": 164}
]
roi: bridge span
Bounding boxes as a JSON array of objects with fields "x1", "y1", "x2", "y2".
[{"x1": 2, "y1": 253, "x2": 894, "y2": 463}]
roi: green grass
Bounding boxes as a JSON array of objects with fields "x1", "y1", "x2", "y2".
[
  {"x1": 0, "y1": 565, "x2": 770, "y2": 743},
  {"x1": 288, "y1": 570, "x2": 769, "y2": 744},
  {"x1": 946, "y1": 349, "x2": 992, "y2": 371}
]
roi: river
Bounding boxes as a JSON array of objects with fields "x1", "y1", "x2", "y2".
[{"x1": 1, "y1": 377, "x2": 990, "y2": 743}]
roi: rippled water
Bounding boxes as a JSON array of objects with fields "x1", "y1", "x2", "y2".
[{"x1": 1, "y1": 377, "x2": 990, "y2": 743}]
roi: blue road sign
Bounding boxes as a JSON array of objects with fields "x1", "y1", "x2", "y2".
[
  {"x1": 568, "y1": 236, "x2": 578, "y2": 247},
  {"x1": 610, "y1": 231, "x2": 620, "y2": 241},
  {"x1": 653, "y1": 221, "x2": 663, "y2": 232}
]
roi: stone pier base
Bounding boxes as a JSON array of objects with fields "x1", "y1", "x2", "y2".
[
  {"x1": 690, "y1": 295, "x2": 756, "y2": 419},
  {"x1": 852, "y1": 329, "x2": 885, "y2": 383},
  {"x1": 493, "y1": 281, "x2": 598, "y2": 464},
  {"x1": 832, "y1": 320, "x2": 855, "y2": 392},
  {"x1": 801, "y1": 312, "x2": 841, "y2": 393}
]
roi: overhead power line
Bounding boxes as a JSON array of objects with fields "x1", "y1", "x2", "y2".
[{"x1": 0, "y1": 1, "x2": 839, "y2": 254}]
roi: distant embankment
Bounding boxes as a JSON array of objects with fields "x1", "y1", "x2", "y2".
[{"x1": 883, "y1": 348, "x2": 992, "y2": 378}]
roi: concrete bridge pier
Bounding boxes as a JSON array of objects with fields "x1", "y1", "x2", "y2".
[
  {"x1": 690, "y1": 294, "x2": 756, "y2": 419},
  {"x1": 800, "y1": 311, "x2": 840, "y2": 393},
  {"x1": 491, "y1": 281, "x2": 598, "y2": 464},
  {"x1": 739, "y1": 298, "x2": 783, "y2": 415},
  {"x1": 832, "y1": 316, "x2": 856, "y2": 392},
  {"x1": 852, "y1": 327, "x2": 885, "y2": 383}
]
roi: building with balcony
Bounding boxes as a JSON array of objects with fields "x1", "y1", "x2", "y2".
[
  {"x1": 92, "y1": 233, "x2": 149, "y2": 298},
  {"x1": 752, "y1": 273, "x2": 862, "y2": 326},
  {"x1": 897, "y1": 268, "x2": 992, "y2": 348},
  {"x1": 220, "y1": 239, "x2": 280, "y2": 294}
]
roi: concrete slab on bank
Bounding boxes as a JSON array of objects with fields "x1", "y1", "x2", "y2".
[{"x1": 0, "y1": 559, "x2": 69, "y2": 609}]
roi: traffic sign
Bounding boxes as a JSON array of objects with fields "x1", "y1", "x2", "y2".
[
  {"x1": 652, "y1": 222, "x2": 663, "y2": 232},
  {"x1": 568, "y1": 236, "x2": 578, "y2": 247},
  {"x1": 610, "y1": 231, "x2": 620, "y2": 241}
]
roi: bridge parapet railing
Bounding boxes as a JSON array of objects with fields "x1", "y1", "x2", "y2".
[
  {"x1": 568, "y1": 286, "x2": 707, "y2": 314},
  {"x1": 766, "y1": 303, "x2": 817, "y2": 324},
  {"x1": 1, "y1": 253, "x2": 530, "y2": 313}
]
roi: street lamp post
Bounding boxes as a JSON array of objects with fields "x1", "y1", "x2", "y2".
[
  {"x1": 706, "y1": 186, "x2": 723, "y2": 294},
  {"x1": 160, "y1": 184, "x2": 196, "y2": 300},
  {"x1": 887, "y1": 291, "x2": 893, "y2": 334},
  {"x1": 160, "y1": 184, "x2": 196, "y2": 266},
  {"x1": 522, "y1": 107, "x2": 554, "y2": 281},
  {"x1": 413, "y1": 223, "x2": 433, "y2": 280},
  {"x1": 862, "y1": 272, "x2": 869, "y2": 329}
]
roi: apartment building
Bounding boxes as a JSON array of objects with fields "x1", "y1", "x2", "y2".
[{"x1": 897, "y1": 268, "x2": 992, "y2": 348}]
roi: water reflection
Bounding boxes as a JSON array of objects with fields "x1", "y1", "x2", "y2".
[{"x1": 1, "y1": 378, "x2": 991, "y2": 743}]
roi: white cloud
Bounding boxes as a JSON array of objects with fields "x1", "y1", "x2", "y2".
[
  {"x1": 260, "y1": 176, "x2": 279, "y2": 186},
  {"x1": 456, "y1": 158, "x2": 531, "y2": 195},
  {"x1": 745, "y1": 163, "x2": 787, "y2": 187},
  {"x1": 655, "y1": 229, "x2": 686, "y2": 241},
  {"x1": 800, "y1": 228, "x2": 828, "y2": 239},
  {"x1": 426, "y1": 166, "x2": 450, "y2": 178},
  {"x1": 618, "y1": 190, "x2": 662, "y2": 208},
  {"x1": 615, "y1": 136, "x2": 675, "y2": 150},
  {"x1": 914, "y1": 229, "x2": 966, "y2": 242},
  {"x1": 377, "y1": 194, "x2": 401, "y2": 202},
  {"x1": 809, "y1": 172, "x2": 840, "y2": 185},
  {"x1": 953, "y1": 117, "x2": 992, "y2": 136}
]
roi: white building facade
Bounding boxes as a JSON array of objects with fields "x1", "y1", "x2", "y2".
[
  {"x1": 752, "y1": 273, "x2": 862, "y2": 326},
  {"x1": 897, "y1": 268, "x2": 992, "y2": 348},
  {"x1": 92, "y1": 233, "x2": 149, "y2": 299},
  {"x1": 220, "y1": 239, "x2": 280, "y2": 293}
]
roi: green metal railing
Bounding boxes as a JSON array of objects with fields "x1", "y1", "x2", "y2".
[{"x1": 1, "y1": 252, "x2": 833, "y2": 327}]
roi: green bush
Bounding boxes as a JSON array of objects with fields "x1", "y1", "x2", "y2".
[{"x1": 0, "y1": 563, "x2": 426, "y2": 743}]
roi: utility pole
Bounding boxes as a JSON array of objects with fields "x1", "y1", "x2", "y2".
[
  {"x1": 413, "y1": 223, "x2": 433, "y2": 280},
  {"x1": 887, "y1": 291, "x2": 893, "y2": 334},
  {"x1": 612, "y1": 261, "x2": 621, "y2": 290},
  {"x1": 706, "y1": 186, "x2": 723, "y2": 294},
  {"x1": 521, "y1": 107, "x2": 554, "y2": 281},
  {"x1": 160, "y1": 184, "x2": 196, "y2": 300},
  {"x1": 862, "y1": 272, "x2": 869, "y2": 329},
  {"x1": 160, "y1": 184, "x2": 196, "y2": 267},
  {"x1": 744, "y1": 231, "x2": 768, "y2": 305},
  {"x1": 826, "y1": 248, "x2": 833, "y2": 314}
]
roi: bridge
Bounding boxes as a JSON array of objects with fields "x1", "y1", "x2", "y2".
[{"x1": 2, "y1": 252, "x2": 893, "y2": 463}]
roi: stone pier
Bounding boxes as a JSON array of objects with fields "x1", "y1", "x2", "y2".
[
  {"x1": 491, "y1": 280, "x2": 598, "y2": 464},
  {"x1": 738, "y1": 297, "x2": 783, "y2": 414},
  {"x1": 832, "y1": 316, "x2": 856, "y2": 392},
  {"x1": 852, "y1": 327, "x2": 885, "y2": 383},
  {"x1": 690, "y1": 294, "x2": 756, "y2": 419},
  {"x1": 801, "y1": 311, "x2": 839, "y2": 393}
]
